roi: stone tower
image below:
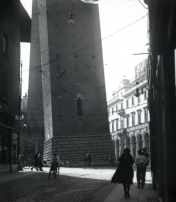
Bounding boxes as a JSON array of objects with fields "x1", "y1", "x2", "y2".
[
  {"x1": 29, "y1": 0, "x2": 114, "y2": 165},
  {"x1": 20, "y1": 0, "x2": 45, "y2": 156}
]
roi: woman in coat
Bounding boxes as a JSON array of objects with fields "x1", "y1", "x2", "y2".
[{"x1": 111, "y1": 148, "x2": 134, "y2": 198}]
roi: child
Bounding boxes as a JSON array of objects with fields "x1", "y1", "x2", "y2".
[{"x1": 48, "y1": 153, "x2": 59, "y2": 179}]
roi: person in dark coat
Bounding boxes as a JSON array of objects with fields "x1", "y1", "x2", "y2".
[
  {"x1": 38, "y1": 151, "x2": 43, "y2": 171},
  {"x1": 31, "y1": 151, "x2": 39, "y2": 171},
  {"x1": 111, "y1": 148, "x2": 134, "y2": 199},
  {"x1": 85, "y1": 151, "x2": 92, "y2": 167}
]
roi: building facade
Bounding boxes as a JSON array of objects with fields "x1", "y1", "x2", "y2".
[
  {"x1": 0, "y1": 0, "x2": 30, "y2": 171},
  {"x1": 146, "y1": 1, "x2": 176, "y2": 201},
  {"x1": 108, "y1": 59, "x2": 150, "y2": 161},
  {"x1": 27, "y1": 0, "x2": 114, "y2": 165}
]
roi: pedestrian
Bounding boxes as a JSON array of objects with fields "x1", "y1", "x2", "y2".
[
  {"x1": 55, "y1": 153, "x2": 60, "y2": 174},
  {"x1": 108, "y1": 154, "x2": 115, "y2": 166},
  {"x1": 85, "y1": 151, "x2": 92, "y2": 167},
  {"x1": 111, "y1": 148, "x2": 134, "y2": 199},
  {"x1": 142, "y1": 147, "x2": 149, "y2": 186},
  {"x1": 19, "y1": 153, "x2": 25, "y2": 168},
  {"x1": 135, "y1": 149, "x2": 147, "y2": 189},
  {"x1": 48, "y1": 153, "x2": 59, "y2": 179},
  {"x1": 38, "y1": 151, "x2": 43, "y2": 171},
  {"x1": 31, "y1": 151, "x2": 39, "y2": 171}
]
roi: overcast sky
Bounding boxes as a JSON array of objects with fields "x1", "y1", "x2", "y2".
[{"x1": 20, "y1": 0, "x2": 148, "y2": 101}]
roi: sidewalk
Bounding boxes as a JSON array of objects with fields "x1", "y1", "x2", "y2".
[
  {"x1": 103, "y1": 171, "x2": 162, "y2": 202},
  {"x1": 104, "y1": 183, "x2": 161, "y2": 202},
  {"x1": 0, "y1": 170, "x2": 36, "y2": 184}
]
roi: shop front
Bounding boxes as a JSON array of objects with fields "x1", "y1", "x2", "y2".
[{"x1": 0, "y1": 112, "x2": 19, "y2": 172}]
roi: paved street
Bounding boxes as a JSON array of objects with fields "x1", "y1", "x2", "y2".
[{"x1": 0, "y1": 167, "x2": 158, "y2": 202}]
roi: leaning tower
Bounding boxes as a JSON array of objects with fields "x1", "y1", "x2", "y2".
[{"x1": 29, "y1": 0, "x2": 114, "y2": 165}]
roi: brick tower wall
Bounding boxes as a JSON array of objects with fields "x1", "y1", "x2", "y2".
[
  {"x1": 35, "y1": 0, "x2": 115, "y2": 163},
  {"x1": 43, "y1": 135, "x2": 114, "y2": 166}
]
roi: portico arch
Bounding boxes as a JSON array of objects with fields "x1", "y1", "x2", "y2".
[
  {"x1": 138, "y1": 134, "x2": 143, "y2": 150},
  {"x1": 24, "y1": 142, "x2": 35, "y2": 159},
  {"x1": 144, "y1": 132, "x2": 150, "y2": 153},
  {"x1": 131, "y1": 135, "x2": 136, "y2": 160}
]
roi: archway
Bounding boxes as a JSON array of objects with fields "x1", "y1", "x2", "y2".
[
  {"x1": 126, "y1": 136, "x2": 130, "y2": 149},
  {"x1": 24, "y1": 142, "x2": 35, "y2": 160},
  {"x1": 144, "y1": 132, "x2": 150, "y2": 153},
  {"x1": 138, "y1": 134, "x2": 143, "y2": 150}
]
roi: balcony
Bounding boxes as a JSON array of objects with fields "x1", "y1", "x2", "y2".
[{"x1": 117, "y1": 109, "x2": 125, "y2": 117}]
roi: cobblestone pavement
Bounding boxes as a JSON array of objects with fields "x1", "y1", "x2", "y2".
[
  {"x1": 0, "y1": 167, "x2": 116, "y2": 202},
  {"x1": 0, "y1": 167, "x2": 152, "y2": 202}
]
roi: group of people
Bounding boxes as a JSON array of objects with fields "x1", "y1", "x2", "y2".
[
  {"x1": 31, "y1": 151, "x2": 43, "y2": 171},
  {"x1": 111, "y1": 147, "x2": 149, "y2": 199}
]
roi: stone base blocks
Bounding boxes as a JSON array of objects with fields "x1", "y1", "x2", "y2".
[{"x1": 43, "y1": 134, "x2": 114, "y2": 166}]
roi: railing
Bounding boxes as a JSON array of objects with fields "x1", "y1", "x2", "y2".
[{"x1": 117, "y1": 109, "x2": 125, "y2": 117}]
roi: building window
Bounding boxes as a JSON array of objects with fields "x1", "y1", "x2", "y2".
[
  {"x1": 120, "y1": 119, "x2": 124, "y2": 129},
  {"x1": 138, "y1": 95, "x2": 141, "y2": 103},
  {"x1": 132, "y1": 97, "x2": 134, "y2": 106},
  {"x1": 108, "y1": 110, "x2": 109, "y2": 117},
  {"x1": 144, "y1": 91, "x2": 147, "y2": 100},
  {"x1": 1, "y1": 74, "x2": 8, "y2": 101},
  {"x1": 144, "y1": 109, "x2": 148, "y2": 122},
  {"x1": 127, "y1": 117, "x2": 129, "y2": 127},
  {"x1": 126, "y1": 100, "x2": 129, "y2": 108},
  {"x1": 132, "y1": 113, "x2": 135, "y2": 126},
  {"x1": 3, "y1": 34, "x2": 8, "y2": 55},
  {"x1": 112, "y1": 108, "x2": 114, "y2": 115},
  {"x1": 138, "y1": 111, "x2": 141, "y2": 124},
  {"x1": 77, "y1": 97, "x2": 82, "y2": 117},
  {"x1": 121, "y1": 102, "x2": 123, "y2": 109},
  {"x1": 116, "y1": 106, "x2": 118, "y2": 114},
  {"x1": 112, "y1": 120, "x2": 114, "y2": 132},
  {"x1": 116, "y1": 119, "x2": 119, "y2": 130}
]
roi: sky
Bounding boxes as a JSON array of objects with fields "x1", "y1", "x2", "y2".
[{"x1": 20, "y1": 0, "x2": 148, "y2": 101}]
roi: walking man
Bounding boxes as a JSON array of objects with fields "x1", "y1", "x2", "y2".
[
  {"x1": 38, "y1": 151, "x2": 43, "y2": 171},
  {"x1": 135, "y1": 150, "x2": 147, "y2": 189},
  {"x1": 31, "y1": 151, "x2": 39, "y2": 171}
]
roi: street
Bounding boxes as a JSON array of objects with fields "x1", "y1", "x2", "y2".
[{"x1": 0, "y1": 167, "x2": 153, "y2": 202}]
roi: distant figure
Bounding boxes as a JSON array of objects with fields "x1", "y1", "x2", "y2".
[
  {"x1": 135, "y1": 150, "x2": 147, "y2": 189},
  {"x1": 48, "y1": 153, "x2": 59, "y2": 179},
  {"x1": 30, "y1": 153, "x2": 34, "y2": 168},
  {"x1": 111, "y1": 148, "x2": 134, "y2": 199},
  {"x1": 142, "y1": 148, "x2": 149, "y2": 186},
  {"x1": 55, "y1": 153, "x2": 60, "y2": 174},
  {"x1": 38, "y1": 151, "x2": 43, "y2": 171},
  {"x1": 31, "y1": 151, "x2": 39, "y2": 171},
  {"x1": 108, "y1": 155, "x2": 115, "y2": 166},
  {"x1": 19, "y1": 153, "x2": 25, "y2": 168},
  {"x1": 85, "y1": 151, "x2": 92, "y2": 166}
]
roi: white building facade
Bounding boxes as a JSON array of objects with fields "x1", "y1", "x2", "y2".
[{"x1": 107, "y1": 59, "x2": 150, "y2": 161}]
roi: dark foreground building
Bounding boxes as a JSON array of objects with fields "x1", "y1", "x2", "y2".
[
  {"x1": 27, "y1": 0, "x2": 114, "y2": 165},
  {"x1": 146, "y1": 0, "x2": 176, "y2": 201},
  {"x1": 0, "y1": 0, "x2": 30, "y2": 172}
]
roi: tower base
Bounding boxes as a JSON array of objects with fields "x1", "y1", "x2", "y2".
[{"x1": 43, "y1": 135, "x2": 114, "y2": 166}]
